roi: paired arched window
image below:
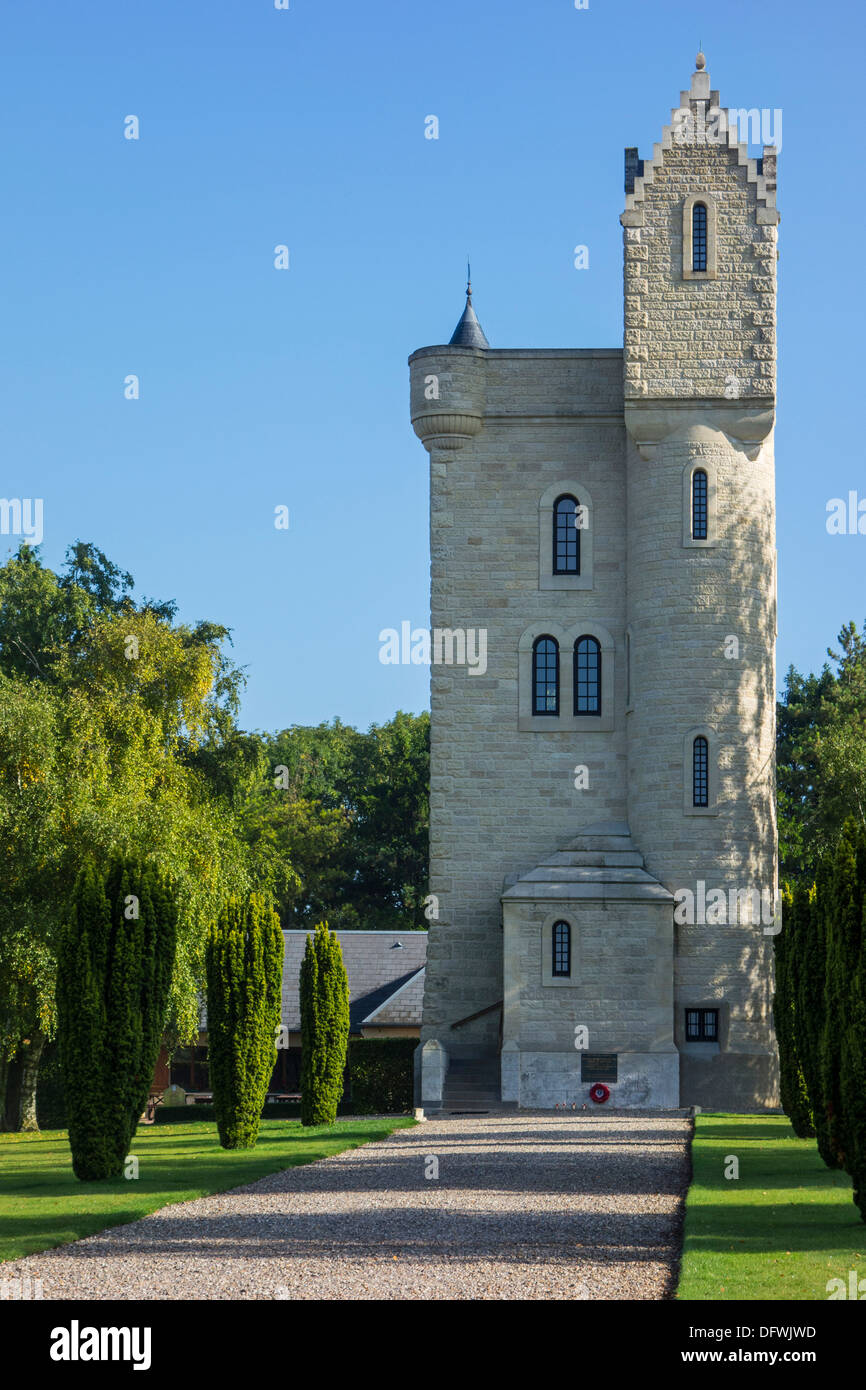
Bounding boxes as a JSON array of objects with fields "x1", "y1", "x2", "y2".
[
  {"x1": 692, "y1": 202, "x2": 708, "y2": 272},
  {"x1": 691, "y1": 469, "x2": 708, "y2": 540},
  {"x1": 532, "y1": 636, "x2": 559, "y2": 715},
  {"x1": 552, "y1": 921, "x2": 571, "y2": 978},
  {"x1": 574, "y1": 636, "x2": 601, "y2": 715},
  {"x1": 693, "y1": 736, "x2": 709, "y2": 807},
  {"x1": 553, "y1": 494, "x2": 580, "y2": 575}
]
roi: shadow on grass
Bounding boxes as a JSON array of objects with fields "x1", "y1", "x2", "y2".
[{"x1": 693, "y1": 1120, "x2": 801, "y2": 1145}]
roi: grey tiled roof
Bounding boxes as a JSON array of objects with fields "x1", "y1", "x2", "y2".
[
  {"x1": 279, "y1": 930, "x2": 427, "y2": 1032},
  {"x1": 361, "y1": 967, "x2": 426, "y2": 1027}
]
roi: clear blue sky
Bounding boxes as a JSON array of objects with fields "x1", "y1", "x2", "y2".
[{"x1": 1, "y1": 0, "x2": 862, "y2": 732}]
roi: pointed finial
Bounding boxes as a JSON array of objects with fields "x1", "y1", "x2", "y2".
[
  {"x1": 449, "y1": 266, "x2": 489, "y2": 348},
  {"x1": 695, "y1": 50, "x2": 706, "y2": 70}
]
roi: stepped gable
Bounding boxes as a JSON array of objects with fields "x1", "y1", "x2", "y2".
[{"x1": 621, "y1": 53, "x2": 778, "y2": 230}]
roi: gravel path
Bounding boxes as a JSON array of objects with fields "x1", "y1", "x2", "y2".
[{"x1": 6, "y1": 1112, "x2": 691, "y2": 1300}]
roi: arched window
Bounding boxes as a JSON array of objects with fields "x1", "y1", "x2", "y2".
[
  {"x1": 552, "y1": 921, "x2": 571, "y2": 978},
  {"x1": 573, "y1": 636, "x2": 601, "y2": 715},
  {"x1": 532, "y1": 636, "x2": 559, "y2": 715},
  {"x1": 692, "y1": 203, "x2": 708, "y2": 272},
  {"x1": 693, "y1": 736, "x2": 709, "y2": 807},
  {"x1": 553, "y1": 494, "x2": 580, "y2": 575},
  {"x1": 692, "y1": 469, "x2": 708, "y2": 540}
]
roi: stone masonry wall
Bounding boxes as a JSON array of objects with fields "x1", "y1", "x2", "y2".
[
  {"x1": 623, "y1": 141, "x2": 777, "y2": 401},
  {"x1": 413, "y1": 349, "x2": 629, "y2": 1051}
]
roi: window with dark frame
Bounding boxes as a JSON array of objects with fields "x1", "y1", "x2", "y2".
[
  {"x1": 685, "y1": 1008, "x2": 719, "y2": 1042},
  {"x1": 553, "y1": 494, "x2": 580, "y2": 574},
  {"x1": 693, "y1": 735, "x2": 709, "y2": 807},
  {"x1": 692, "y1": 202, "x2": 708, "y2": 272},
  {"x1": 552, "y1": 920, "x2": 571, "y2": 977},
  {"x1": 692, "y1": 468, "x2": 708, "y2": 540},
  {"x1": 574, "y1": 635, "x2": 601, "y2": 715},
  {"x1": 532, "y1": 635, "x2": 559, "y2": 715}
]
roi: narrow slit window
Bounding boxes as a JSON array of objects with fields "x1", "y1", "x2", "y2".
[
  {"x1": 626, "y1": 631, "x2": 632, "y2": 707},
  {"x1": 532, "y1": 636, "x2": 559, "y2": 716},
  {"x1": 692, "y1": 469, "x2": 708, "y2": 540},
  {"x1": 574, "y1": 636, "x2": 601, "y2": 715},
  {"x1": 692, "y1": 202, "x2": 708, "y2": 272},
  {"x1": 693, "y1": 736, "x2": 709, "y2": 807},
  {"x1": 552, "y1": 921, "x2": 571, "y2": 978},
  {"x1": 553, "y1": 494, "x2": 580, "y2": 574}
]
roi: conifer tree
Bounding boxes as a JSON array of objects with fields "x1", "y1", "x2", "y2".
[
  {"x1": 819, "y1": 823, "x2": 861, "y2": 1170},
  {"x1": 205, "y1": 893, "x2": 283, "y2": 1149},
  {"x1": 57, "y1": 859, "x2": 177, "y2": 1180},
  {"x1": 793, "y1": 879, "x2": 829, "y2": 1164},
  {"x1": 773, "y1": 885, "x2": 814, "y2": 1137},
  {"x1": 834, "y1": 820, "x2": 866, "y2": 1217},
  {"x1": 300, "y1": 922, "x2": 350, "y2": 1127}
]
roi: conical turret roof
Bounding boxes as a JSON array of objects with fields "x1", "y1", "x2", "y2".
[{"x1": 449, "y1": 275, "x2": 489, "y2": 348}]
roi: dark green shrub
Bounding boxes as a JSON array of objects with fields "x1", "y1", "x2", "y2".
[
  {"x1": 773, "y1": 884, "x2": 814, "y2": 1137},
  {"x1": 205, "y1": 893, "x2": 283, "y2": 1150},
  {"x1": 300, "y1": 922, "x2": 350, "y2": 1126},
  {"x1": 348, "y1": 1037, "x2": 415, "y2": 1114},
  {"x1": 835, "y1": 821, "x2": 866, "y2": 1218},
  {"x1": 792, "y1": 822, "x2": 866, "y2": 1220},
  {"x1": 57, "y1": 859, "x2": 177, "y2": 1180},
  {"x1": 796, "y1": 878, "x2": 833, "y2": 1163}
]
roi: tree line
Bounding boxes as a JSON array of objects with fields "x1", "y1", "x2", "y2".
[
  {"x1": 61, "y1": 858, "x2": 349, "y2": 1179},
  {"x1": 0, "y1": 542, "x2": 428, "y2": 1132}
]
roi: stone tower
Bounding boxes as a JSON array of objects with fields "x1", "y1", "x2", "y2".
[{"x1": 409, "y1": 54, "x2": 780, "y2": 1113}]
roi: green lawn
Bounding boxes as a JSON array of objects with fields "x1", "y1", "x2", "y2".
[
  {"x1": 0, "y1": 1116, "x2": 415, "y2": 1263},
  {"x1": 677, "y1": 1113, "x2": 864, "y2": 1300}
]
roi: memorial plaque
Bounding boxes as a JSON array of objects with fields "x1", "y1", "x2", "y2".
[{"x1": 581, "y1": 1053, "x2": 618, "y2": 1083}]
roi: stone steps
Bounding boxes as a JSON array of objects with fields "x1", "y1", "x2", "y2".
[{"x1": 442, "y1": 1055, "x2": 501, "y2": 1109}]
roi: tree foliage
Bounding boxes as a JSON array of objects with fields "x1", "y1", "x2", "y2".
[
  {"x1": 778, "y1": 621, "x2": 866, "y2": 879},
  {"x1": 204, "y1": 893, "x2": 283, "y2": 1149},
  {"x1": 772, "y1": 885, "x2": 814, "y2": 1138},
  {"x1": 241, "y1": 713, "x2": 429, "y2": 931},
  {"x1": 56, "y1": 858, "x2": 177, "y2": 1180},
  {"x1": 299, "y1": 922, "x2": 350, "y2": 1127},
  {"x1": 0, "y1": 543, "x2": 256, "y2": 1128},
  {"x1": 779, "y1": 823, "x2": 866, "y2": 1219}
]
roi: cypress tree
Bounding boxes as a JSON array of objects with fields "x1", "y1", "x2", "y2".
[
  {"x1": 300, "y1": 922, "x2": 350, "y2": 1127},
  {"x1": 205, "y1": 893, "x2": 283, "y2": 1149},
  {"x1": 773, "y1": 884, "x2": 814, "y2": 1137},
  {"x1": 820, "y1": 822, "x2": 861, "y2": 1170},
  {"x1": 836, "y1": 820, "x2": 866, "y2": 1219},
  {"x1": 797, "y1": 870, "x2": 839, "y2": 1170},
  {"x1": 57, "y1": 858, "x2": 178, "y2": 1181}
]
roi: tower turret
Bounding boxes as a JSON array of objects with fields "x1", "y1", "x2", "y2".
[{"x1": 621, "y1": 54, "x2": 779, "y2": 1107}]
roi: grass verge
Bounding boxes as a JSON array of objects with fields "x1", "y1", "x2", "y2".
[
  {"x1": 0, "y1": 1115, "x2": 415, "y2": 1263},
  {"x1": 677, "y1": 1112, "x2": 863, "y2": 1300}
]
